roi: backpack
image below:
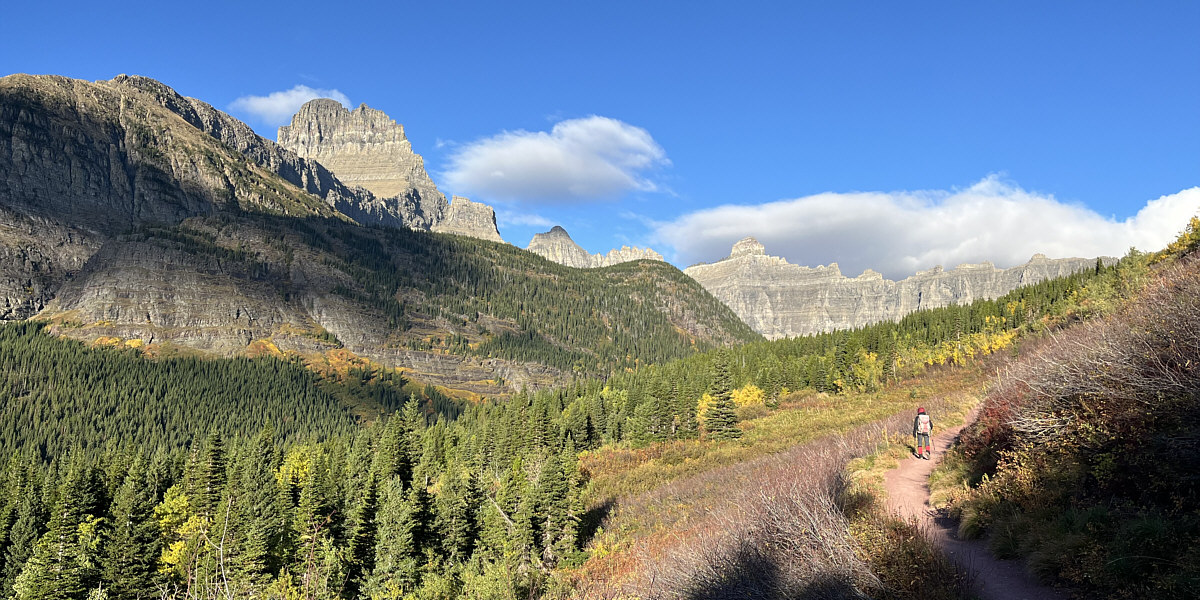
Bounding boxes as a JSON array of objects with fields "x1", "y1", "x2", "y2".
[{"x1": 916, "y1": 414, "x2": 931, "y2": 434}]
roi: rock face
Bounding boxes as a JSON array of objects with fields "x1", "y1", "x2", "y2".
[
  {"x1": 431, "y1": 196, "x2": 503, "y2": 242},
  {"x1": 278, "y1": 99, "x2": 448, "y2": 230},
  {"x1": 526, "y1": 226, "x2": 664, "y2": 268},
  {"x1": 685, "y1": 237, "x2": 1110, "y2": 339},
  {"x1": 1, "y1": 73, "x2": 757, "y2": 396}
]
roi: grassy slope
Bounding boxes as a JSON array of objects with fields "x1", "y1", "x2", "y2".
[
  {"x1": 564, "y1": 364, "x2": 989, "y2": 598},
  {"x1": 927, "y1": 234, "x2": 1200, "y2": 598}
]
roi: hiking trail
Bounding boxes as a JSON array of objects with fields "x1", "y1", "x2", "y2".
[{"x1": 883, "y1": 414, "x2": 1071, "y2": 600}]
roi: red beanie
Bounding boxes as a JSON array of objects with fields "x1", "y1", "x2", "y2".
[{"x1": 917, "y1": 407, "x2": 926, "y2": 413}]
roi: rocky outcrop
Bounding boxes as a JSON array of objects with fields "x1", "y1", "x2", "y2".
[
  {"x1": 685, "y1": 237, "x2": 1110, "y2": 339},
  {"x1": 431, "y1": 196, "x2": 502, "y2": 242},
  {"x1": 278, "y1": 99, "x2": 448, "y2": 230},
  {"x1": 0, "y1": 72, "x2": 758, "y2": 396},
  {"x1": 526, "y1": 226, "x2": 663, "y2": 268},
  {"x1": 105, "y1": 75, "x2": 436, "y2": 230}
]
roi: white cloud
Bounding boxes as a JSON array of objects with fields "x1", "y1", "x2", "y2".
[
  {"x1": 655, "y1": 177, "x2": 1200, "y2": 280},
  {"x1": 228, "y1": 85, "x2": 351, "y2": 126},
  {"x1": 496, "y1": 210, "x2": 555, "y2": 228},
  {"x1": 441, "y1": 116, "x2": 669, "y2": 204}
]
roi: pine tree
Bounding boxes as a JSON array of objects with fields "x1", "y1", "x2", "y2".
[
  {"x1": 13, "y1": 456, "x2": 101, "y2": 600},
  {"x1": 2, "y1": 466, "x2": 44, "y2": 599},
  {"x1": 705, "y1": 355, "x2": 741, "y2": 441},
  {"x1": 364, "y1": 477, "x2": 421, "y2": 597},
  {"x1": 190, "y1": 431, "x2": 226, "y2": 519},
  {"x1": 100, "y1": 459, "x2": 162, "y2": 600},
  {"x1": 230, "y1": 426, "x2": 289, "y2": 592},
  {"x1": 434, "y1": 466, "x2": 479, "y2": 563},
  {"x1": 342, "y1": 472, "x2": 378, "y2": 599},
  {"x1": 292, "y1": 452, "x2": 336, "y2": 562}
]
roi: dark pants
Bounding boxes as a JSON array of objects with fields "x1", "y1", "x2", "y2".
[{"x1": 915, "y1": 432, "x2": 930, "y2": 451}]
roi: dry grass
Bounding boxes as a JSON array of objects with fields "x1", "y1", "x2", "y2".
[{"x1": 565, "y1": 367, "x2": 987, "y2": 599}]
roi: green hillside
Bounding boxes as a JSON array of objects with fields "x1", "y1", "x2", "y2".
[{"x1": 934, "y1": 224, "x2": 1200, "y2": 598}]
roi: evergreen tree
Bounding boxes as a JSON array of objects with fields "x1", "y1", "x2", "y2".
[
  {"x1": 13, "y1": 456, "x2": 101, "y2": 600},
  {"x1": 190, "y1": 431, "x2": 226, "y2": 520},
  {"x1": 230, "y1": 426, "x2": 289, "y2": 592},
  {"x1": 100, "y1": 460, "x2": 162, "y2": 600},
  {"x1": 705, "y1": 355, "x2": 742, "y2": 441},
  {"x1": 533, "y1": 453, "x2": 575, "y2": 567},
  {"x1": 342, "y1": 472, "x2": 378, "y2": 599},
  {"x1": 364, "y1": 477, "x2": 421, "y2": 597},
  {"x1": 434, "y1": 466, "x2": 479, "y2": 563},
  {"x1": 2, "y1": 466, "x2": 43, "y2": 599}
]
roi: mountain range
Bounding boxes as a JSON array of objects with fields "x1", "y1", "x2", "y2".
[
  {"x1": 0, "y1": 71, "x2": 1113, "y2": 393},
  {"x1": 0, "y1": 73, "x2": 758, "y2": 395},
  {"x1": 685, "y1": 237, "x2": 1110, "y2": 339}
]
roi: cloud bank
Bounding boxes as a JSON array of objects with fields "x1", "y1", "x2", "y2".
[
  {"x1": 655, "y1": 177, "x2": 1200, "y2": 280},
  {"x1": 441, "y1": 116, "x2": 669, "y2": 204},
  {"x1": 229, "y1": 85, "x2": 350, "y2": 126}
]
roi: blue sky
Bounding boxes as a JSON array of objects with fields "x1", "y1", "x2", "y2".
[{"x1": 5, "y1": 1, "x2": 1198, "y2": 277}]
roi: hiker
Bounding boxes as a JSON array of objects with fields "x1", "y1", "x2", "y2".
[{"x1": 913, "y1": 407, "x2": 933, "y2": 459}]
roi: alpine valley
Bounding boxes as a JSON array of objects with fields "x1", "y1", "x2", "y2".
[
  {"x1": 2, "y1": 71, "x2": 1197, "y2": 600},
  {"x1": 0, "y1": 73, "x2": 758, "y2": 395}
]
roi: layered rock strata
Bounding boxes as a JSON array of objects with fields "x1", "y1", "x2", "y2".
[
  {"x1": 278, "y1": 99, "x2": 448, "y2": 230},
  {"x1": 431, "y1": 196, "x2": 503, "y2": 242},
  {"x1": 526, "y1": 226, "x2": 663, "y2": 268},
  {"x1": 685, "y1": 237, "x2": 1110, "y2": 339}
]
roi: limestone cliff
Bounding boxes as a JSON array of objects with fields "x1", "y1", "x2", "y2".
[
  {"x1": 0, "y1": 73, "x2": 755, "y2": 395},
  {"x1": 431, "y1": 196, "x2": 503, "y2": 242},
  {"x1": 685, "y1": 237, "x2": 1110, "y2": 339},
  {"x1": 526, "y1": 226, "x2": 663, "y2": 268},
  {"x1": 278, "y1": 99, "x2": 448, "y2": 230}
]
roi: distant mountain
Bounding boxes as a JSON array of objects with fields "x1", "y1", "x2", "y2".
[
  {"x1": 278, "y1": 98, "x2": 503, "y2": 242},
  {"x1": 685, "y1": 237, "x2": 1112, "y2": 339},
  {"x1": 0, "y1": 73, "x2": 760, "y2": 394},
  {"x1": 527, "y1": 225, "x2": 664, "y2": 268}
]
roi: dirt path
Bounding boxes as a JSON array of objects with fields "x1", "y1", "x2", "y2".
[{"x1": 884, "y1": 417, "x2": 1070, "y2": 600}]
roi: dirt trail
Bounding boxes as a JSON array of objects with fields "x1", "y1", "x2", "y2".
[{"x1": 883, "y1": 416, "x2": 1071, "y2": 600}]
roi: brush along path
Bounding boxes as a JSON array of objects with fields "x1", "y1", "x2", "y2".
[{"x1": 884, "y1": 413, "x2": 1070, "y2": 600}]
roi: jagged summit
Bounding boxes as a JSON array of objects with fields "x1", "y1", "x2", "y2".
[
  {"x1": 526, "y1": 226, "x2": 664, "y2": 269},
  {"x1": 431, "y1": 196, "x2": 504, "y2": 243},
  {"x1": 685, "y1": 238, "x2": 1113, "y2": 339},
  {"x1": 730, "y1": 236, "x2": 766, "y2": 257},
  {"x1": 278, "y1": 98, "x2": 447, "y2": 229}
]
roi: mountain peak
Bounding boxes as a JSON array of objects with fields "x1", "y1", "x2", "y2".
[
  {"x1": 527, "y1": 226, "x2": 663, "y2": 269},
  {"x1": 731, "y1": 237, "x2": 766, "y2": 257},
  {"x1": 278, "y1": 98, "x2": 442, "y2": 226}
]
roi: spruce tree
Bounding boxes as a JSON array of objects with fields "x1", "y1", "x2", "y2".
[
  {"x1": 230, "y1": 426, "x2": 288, "y2": 592},
  {"x1": 705, "y1": 355, "x2": 741, "y2": 441},
  {"x1": 2, "y1": 467, "x2": 43, "y2": 599},
  {"x1": 13, "y1": 456, "x2": 101, "y2": 600},
  {"x1": 364, "y1": 477, "x2": 420, "y2": 597},
  {"x1": 100, "y1": 459, "x2": 162, "y2": 600},
  {"x1": 534, "y1": 453, "x2": 571, "y2": 566},
  {"x1": 434, "y1": 466, "x2": 479, "y2": 563}
]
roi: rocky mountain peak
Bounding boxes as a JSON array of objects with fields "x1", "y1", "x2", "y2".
[
  {"x1": 730, "y1": 236, "x2": 766, "y2": 257},
  {"x1": 526, "y1": 226, "x2": 664, "y2": 269},
  {"x1": 431, "y1": 196, "x2": 503, "y2": 243},
  {"x1": 278, "y1": 99, "x2": 446, "y2": 228},
  {"x1": 685, "y1": 239, "x2": 1113, "y2": 339}
]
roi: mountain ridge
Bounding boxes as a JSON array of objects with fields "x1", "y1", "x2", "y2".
[
  {"x1": 526, "y1": 225, "x2": 664, "y2": 268},
  {"x1": 685, "y1": 237, "x2": 1112, "y2": 339},
  {"x1": 0, "y1": 73, "x2": 758, "y2": 394}
]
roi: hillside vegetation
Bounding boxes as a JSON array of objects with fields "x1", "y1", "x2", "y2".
[
  {"x1": 1, "y1": 73, "x2": 758, "y2": 394},
  {"x1": 932, "y1": 226, "x2": 1200, "y2": 598},
  {"x1": 0, "y1": 260, "x2": 1114, "y2": 600}
]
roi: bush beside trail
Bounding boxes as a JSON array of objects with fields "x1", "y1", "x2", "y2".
[{"x1": 944, "y1": 254, "x2": 1200, "y2": 598}]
